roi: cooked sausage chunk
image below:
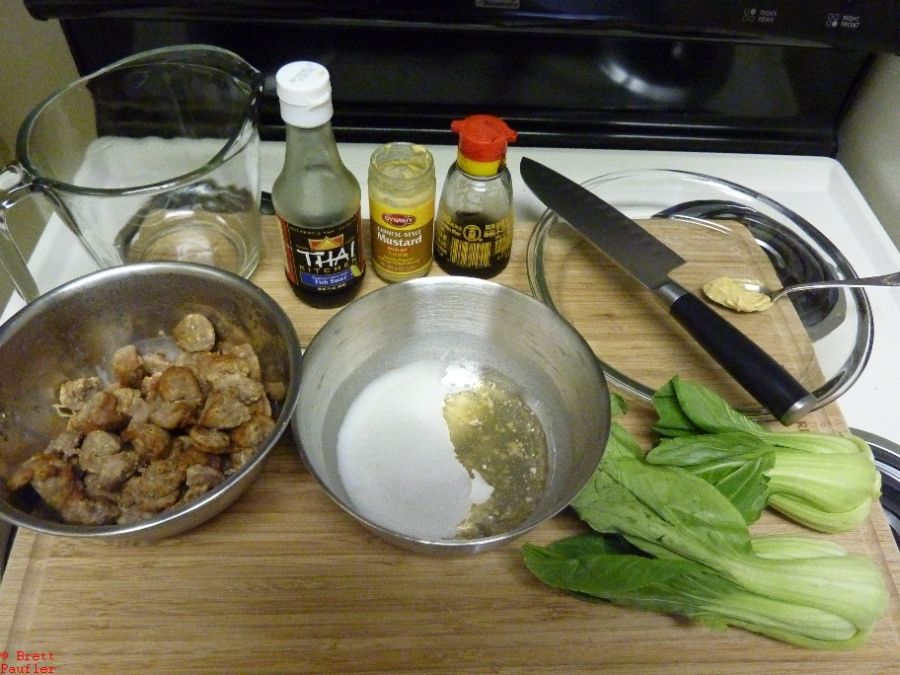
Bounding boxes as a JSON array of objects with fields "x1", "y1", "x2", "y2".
[
  {"x1": 46, "y1": 431, "x2": 82, "y2": 459},
  {"x1": 149, "y1": 400, "x2": 196, "y2": 430},
  {"x1": 58, "y1": 377, "x2": 103, "y2": 412},
  {"x1": 198, "y1": 392, "x2": 251, "y2": 430},
  {"x1": 60, "y1": 493, "x2": 119, "y2": 526},
  {"x1": 224, "y1": 343, "x2": 262, "y2": 381},
  {"x1": 189, "y1": 426, "x2": 232, "y2": 454},
  {"x1": 91, "y1": 450, "x2": 140, "y2": 492},
  {"x1": 7, "y1": 311, "x2": 277, "y2": 526},
  {"x1": 182, "y1": 352, "x2": 250, "y2": 385},
  {"x1": 230, "y1": 414, "x2": 276, "y2": 450},
  {"x1": 158, "y1": 366, "x2": 203, "y2": 404},
  {"x1": 122, "y1": 422, "x2": 172, "y2": 461},
  {"x1": 170, "y1": 441, "x2": 223, "y2": 471},
  {"x1": 67, "y1": 391, "x2": 130, "y2": 434},
  {"x1": 78, "y1": 430, "x2": 122, "y2": 473},
  {"x1": 28, "y1": 452, "x2": 78, "y2": 508},
  {"x1": 9, "y1": 450, "x2": 118, "y2": 525},
  {"x1": 248, "y1": 396, "x2": 272, "y2": 418},
  {"x1": 174, "y1": 313, "x2": 216, "y2": 353},
  {"x1": 112, "y1": 345, "x2": 143, "y2": 388},
  {"x1": 120, "y1": 459, "x2": 186, "y2": 513},
  {"x1": 212, "y1": 373, "x2": 265, "y2": 404},
  {"x1": 140, "y1": 352, "x2": 174, "y2": 376},
  {"x1": 110, "y1": 387, "x2": 152, "y2": 424}
]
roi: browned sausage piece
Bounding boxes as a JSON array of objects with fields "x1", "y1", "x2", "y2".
[
  {"x1": 224, "y1": 343, "x2": 262, "y2": 381},
  {"x1": 59, "y1": 492, "x2": 119, "y2": 526},
  {"x1": 58, "y1": 377, "x2": 103, "y2": 412},
  {"x1": 212, "y1": 373, "x2": 265, "y2": 404},
  {"x1": 198, "y1": 392, "x2": 251, "y2": 429},
  {"x1": 140, "y1": 352, "x2": 174, "y2": 376},
  {"x1": 188, "y1": 426, "x2": 232, "y2": 454},
  {"x1": 230, "y1": 414, "x2": 276, "y2": 450},
  {"x1": 112, "y1": 345, "x2": 143, "y2": 388},
  {"x1": 92, "y1": 450, "x2": 140, "y2": 492},
  {"x1": 119, "y1": 459, "x2": 185, "y2": 513},
  {"x1": 122, "y1": 422, "x2": 172, "y2": 461},
  {"x1": 149, "y1": 400, "x2": 197, "y2": 430},
  {"x1": 173, "y1": 313, "x2": 217, "y2": 353},
  {"x1": 78, "y1": 430, "x2": 122, "y2": 473},
  {"x1": 67, "y1": 391, "x2": 130, "y2": 434},
  {"x1": 157, "y1": 365, "x2": 204, "y2": 404}
]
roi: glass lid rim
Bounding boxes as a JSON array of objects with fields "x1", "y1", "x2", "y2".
[{"x1": 525, "y1": 167, "x2": 874, "y2": 420}]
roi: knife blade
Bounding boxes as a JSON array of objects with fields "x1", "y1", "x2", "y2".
[{"x1": 520, "y1": 156, "x2": 817, "y2": 424}]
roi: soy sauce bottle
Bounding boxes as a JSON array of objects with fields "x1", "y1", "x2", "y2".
[
  {"x1": 434, "y1": 115, "x2": 518, "y2": 278},
  {"x1": 272, "y1": 61, "x2": 365, "y2": 307}
]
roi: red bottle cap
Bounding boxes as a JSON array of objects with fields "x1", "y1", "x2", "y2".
[{"x1": 451, "y1": 115, "x2": 518, "y2": 175}]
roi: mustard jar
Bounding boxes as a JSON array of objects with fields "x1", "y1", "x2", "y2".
[{"x1": 368, "y1": 142, "x2": 436, "y2": 282}]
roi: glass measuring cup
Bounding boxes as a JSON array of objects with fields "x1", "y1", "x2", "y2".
[{"x1": 0, "y1": 44, "x2": 264, "y2": 302}]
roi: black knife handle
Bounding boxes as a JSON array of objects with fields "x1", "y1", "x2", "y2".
[{"x1": 667, "y1": 290, "x2": 817, "y2": 424}]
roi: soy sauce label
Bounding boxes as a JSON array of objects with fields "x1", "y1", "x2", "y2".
[
  {"x1": 434, "y1": 211, "x2": 513, "y2": 272},
  {"x1": 279, "y1": 210, "x2": 365, "y2": 293}
]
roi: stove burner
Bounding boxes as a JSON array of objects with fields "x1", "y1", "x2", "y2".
[{"x1": 654, "y1": 200, "x2": 845, "y2": 338}]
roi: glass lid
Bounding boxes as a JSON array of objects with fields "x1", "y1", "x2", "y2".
[{"x1": 526, "y1": 169, "x2": 873, "y2": 419}]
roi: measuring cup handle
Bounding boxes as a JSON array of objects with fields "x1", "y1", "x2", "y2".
[{"x1": 0, "y1": 163, "x2": 41, "y2": 303}]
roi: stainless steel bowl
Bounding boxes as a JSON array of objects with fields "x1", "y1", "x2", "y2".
[
  {"x1": 0, "y1": 262, "x2": 302, "y2": 540},
  {"x1": 293, "y1": 276, "x2": 611, "y2": 554}
]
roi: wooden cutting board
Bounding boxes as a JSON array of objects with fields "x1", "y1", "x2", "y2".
[{"x1": 0, "y1": 217, "x2": 896, "y2": 674}]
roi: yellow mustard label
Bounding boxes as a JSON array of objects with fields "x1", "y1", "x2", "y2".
[{"x1": 369, "y1": 196, "x2": 435, "y2": 280}]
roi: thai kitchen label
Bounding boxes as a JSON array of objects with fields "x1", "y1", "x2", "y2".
[{"x1": 279, "y1": 211, "x2": 365, "y2": 293}]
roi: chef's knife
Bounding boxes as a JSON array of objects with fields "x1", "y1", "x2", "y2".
[{"x1": 520, "y1": 157, "x2": 817, "y2": 424}]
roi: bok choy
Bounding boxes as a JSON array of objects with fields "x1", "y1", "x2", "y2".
[
  {"x1": 523, "y1": 423, "x2": 888, "y2": 650},
  {"x1": 647, "y1": 377, "x2": 881, "y2": 532}
]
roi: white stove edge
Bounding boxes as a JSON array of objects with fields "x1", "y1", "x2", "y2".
[{"x1": 5, "y1": 143, "x2": 900, "y2": 442}]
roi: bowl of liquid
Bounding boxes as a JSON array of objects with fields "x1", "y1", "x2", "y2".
[{"x1": 292, "y1": 276, "x2": 611, "y2": 554}]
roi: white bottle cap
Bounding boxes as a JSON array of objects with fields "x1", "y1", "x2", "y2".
[{"x1": 276, "y1": 61, "x2": 334, "y2": 128}]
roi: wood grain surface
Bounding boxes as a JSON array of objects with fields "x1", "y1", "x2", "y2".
[{"x1": 0, "y1": 217, "x2": 896, "y2": 674}]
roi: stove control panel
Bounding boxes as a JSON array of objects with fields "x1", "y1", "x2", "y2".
[{"x1": 25, "y1": 0, "x2": 900, "y2": 54}]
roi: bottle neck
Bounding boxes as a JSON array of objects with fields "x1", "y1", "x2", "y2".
[
  {"x1": 455, "y1": 150, "x2": 503, "y2": 177},
  {"x1": 284, "y1": 121, "x2": 343, "y2": 168}
]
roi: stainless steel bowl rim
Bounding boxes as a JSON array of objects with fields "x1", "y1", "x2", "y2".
[{"x1": 294, "y1": 275, "x2": 611, "y2": 552}]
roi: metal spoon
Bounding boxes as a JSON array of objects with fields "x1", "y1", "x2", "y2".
[{"x1": 738, "y1": 271, "x2": 900, "y2": 303}]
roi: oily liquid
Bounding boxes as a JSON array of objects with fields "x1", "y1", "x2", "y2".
[{"x1": 443, "y1": 371, "x2": 549, "y2": 538}]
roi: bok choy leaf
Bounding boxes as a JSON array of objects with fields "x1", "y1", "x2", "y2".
[
  {"x1": 647, "y1": 377, "x2": 881, "y2": 532},
  {"x1": 523, "y1": 534, "x2": 871, "y2": 650},
  {"x1": 523, "y1": 422, "x2": 888, "y2": 650}
]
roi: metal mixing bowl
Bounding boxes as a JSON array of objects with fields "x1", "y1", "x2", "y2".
[
  {"x1": 293, "y1": 276, "x2": 611, "y2": 554},
  {"x1": 0, "y1": 262, "x2": 302, "y2": 540}
]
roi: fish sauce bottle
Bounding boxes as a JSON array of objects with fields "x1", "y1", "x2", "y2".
[
  {"x1": 434, "y1": 115, "x2": 517, "y2": 278},
  {"x1": 272, "y1": 61, "x2": 365, "y2": 307}
]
